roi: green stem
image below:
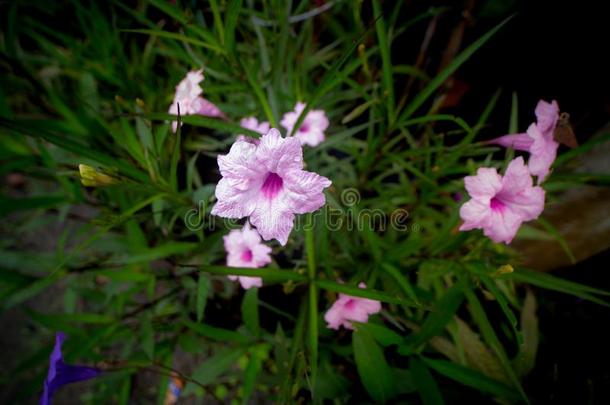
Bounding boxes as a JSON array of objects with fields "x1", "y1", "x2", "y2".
[{"x1": 304, "y1": 214, "x2": 318, "y2": 396}]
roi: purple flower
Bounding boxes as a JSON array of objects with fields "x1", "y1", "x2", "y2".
[
  {"x1": 40, "y1": 332, "x2": 101, "y2": 405},
  {"x1": 324, "y1": 283, "x2": 382, "y2": 330},
  {"x1": 224, "y1": 223, "x2": 272, "y2": 289},
  {"x1": 459, "y1": 157, "x2": 545, "y2": 244},
  {"x1": 237, "y1": 116, "x2": 270, "y2": 144},
  {"x1": 211, "y1": 128, "x2": 331, "y2": 245},
  {"x1": 168, "y1": 69, "x2": 225, "y2": 132},
  {"x1": 280, "y1": 102, "x2": 329, "y2": 147},
  {"x1": 488, "y1": 99, "x2": 560, "y2": 183}
]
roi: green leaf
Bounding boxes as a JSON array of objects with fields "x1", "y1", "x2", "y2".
[
  {"x1": 410, "y1": 357, "x2": 445, "y2": 405},
  {"x1": 315, "y1": 279, "x2": 415, "y2": 305},
  {"x1": 381, "y1": 263, "x2": 420, "y2": 305},
  {"x1": 514, "y1": 290, "x2": 539, "y2": 377},
  {"x1": 464, "y1": 288, "x2": 529, "y2": 402},
  {"x1": 110, "y1": 242, "x2": 197, "y2": 265},
  {"x1": 0, "y1": 117, "x2": 148, "y2": 182},
  {"x1": 372, "y1": 0, "x2": 395, "y2": 123},
  {"x1": 2, "y1": 272, "x2": 63, "y2": 310},
  {"x1": 536, "y1": 217, "x2": 576, "y2": 263},
  {"x1": 188, "y1": 348, "x2": 246, "y2": 387},
  {"x1": 141, "y1": 317, "x2": 155, "y2": 360},
  {"x1": 183, "y1": 319, "x2": 251, "y2": 344},
  {"x1": 196, "y1": 274, "x2": 208, "y2": 323},
  {"x1": 480, "y1": 275, "x2": 522, "y2": 346},
  {"x1": 224, "y1": 0, "x2": 242, "y2": 56},
  {"x1": 507, "y1": 268, "x2": 610, "y2": 305},
  {"x1": 353, "y1": 328, "x2": 396, "y2": 403},
  {"x1": 198, "y1": 265, "x2": 307, "y2": 282},
  {"x1": 0, "y1": 195, "x2": 67, "y2": 216},
  {"x1": 406, "y1": 282, "x2": 464, "y2": 348},
  {"x1": 242, "y1": 288, "x2": 260, "y2": 336},
  {"x1": 143, "y1": 113, "x2": 260, "y2": 137},
  {"x1": 422, "y1": 357, "x2": 520, "y2": 401},
  {"x1": 242, "y1": 345, "x2": 267, "y2": 403},
  {"x1": 354, "y1": 322, "x2": 404, "y2": 347}
]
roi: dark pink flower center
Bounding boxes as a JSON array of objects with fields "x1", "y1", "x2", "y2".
[
  {"x1": 261, "y1": 172, "x2": 283, "y2": 200},
  {"x1": 344, "y1": 299, "x2": 355, "y2": 309},
  {"x1": 490, "y1": 197, "x2": 505, "y2": 212},
  {"x1": 298, "y1": 123, "x2": 310, "y2": 133},
  {"x1": 241, "y1": 249, "x2": 253, "y2": 262}
]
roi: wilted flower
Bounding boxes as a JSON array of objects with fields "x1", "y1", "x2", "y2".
[
  {"x1": 224, "y1": 223, "x2": 272, "y2": 289},
  {"x1": 168, "y1": 69, "x2": 224, "y2": 132},
  {"x1": 488, "y1": 99, "x2": 560, "y2": 183},
  {"x1": 324, "y1": 283, "x2": 382, "y2": 330},
  {"x1": 41, "y1": 332, "x2": 101, "y2": 405},
  {"x1": 459, "y1": 156, "x2": 545, "y2": 244},
  {"x1": 211, "y1": 128, "x2": 331, "y2": 245},
  {"x1": 78, "y1": 164, "x2": 119, "y2": 187},
  {"x1": 280, "y1": 102, "x2": 329, "y2": 147},
  {"x1": 237, "y1": 116, "x2": 270, "y2": 144}
]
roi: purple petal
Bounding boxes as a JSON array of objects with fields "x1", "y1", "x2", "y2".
[{"x1": 487, "y1": 133, "x2": 533, "y2": 151}]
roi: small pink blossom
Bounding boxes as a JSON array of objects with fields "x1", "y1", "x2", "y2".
[
  {"x1": 324, "y1": 283, "x2": 382, "y2": 330},
  {"x1": 168, "y1": 69, "x2": 225, "y2": 132},
  {"x1": 224, "y1": 223, "x2": 272, "y2": 289},
  {"x1": 211, "y1": 128, "x2": 331, "y2": 245},
  {"x1": 237, "y1": 117, "x2": 270, "y2": 144},
  {"x1": 488, "y1": 100, "x2": 560, "y2": 183},
  {"x1": 459, "y1": 157, "x2": 545, "y2": 244},
  {"x1": 280, "y1": 102, "x2": 329, "y2": 147}
]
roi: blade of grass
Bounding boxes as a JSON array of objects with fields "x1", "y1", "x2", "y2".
[
  {"x1": 395, "y1": 16, "x2": 513, "y2": 129},
  {"x1": 463, "y1": 287, "x2": 529, "y2": 403},
  {"x1": 372, "y1": 0, "x2": 395, "y2": 123}
]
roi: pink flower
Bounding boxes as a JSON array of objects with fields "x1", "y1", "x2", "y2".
[
  {"x1": 280, "y1": 102, "x2": 329, "y2": 147},
  {"x1": 211, "y1": 128, "x2": 331, "y2": 245},
  {"x1": 488, "y1": 100, "x2": 560, "y2": 183},
  {"x1": 324, "y1": 283, "x2": 382, "y2": 330},
  {"x1": 168, "y1": 69, "x2": 225, "y2": 132},
  {"x1": 459, "y1": 156, "x2": 545, "y2": 244},
  {"x1": 224, "y1": 223, "x2": 272, "y2": 289},
  {"x1": 237, "y1": 117, "x2": 270, "y2": 144}
]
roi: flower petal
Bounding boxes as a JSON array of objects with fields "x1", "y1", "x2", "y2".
[
  {"x1": 483, "y1": 208, "x2": 523, "y2": 244},
  {"x1": 487, "y1": 133, "x2": 533, "y2": 151},
  {"x1": 284, "y1": 170, "x2": 332, "y2": 214},
  {"x1": 464, "y1": 167, "x2": 503, "y2": 199},
  {"x1": 255, "y1": 128, "x2": 303, "y2": 174},
  {"x1": 250, "y1": 195, "x2": 295, "y2": 246},
  {"x1": 459, "y1": 199, "x2": 491, "y2": 231},
  {"x1": 534, "y1": 99, "x2": 559, "y2": 134},
  {"x1": 527, "y1": 123, "x2": 558, "y2": 183}
]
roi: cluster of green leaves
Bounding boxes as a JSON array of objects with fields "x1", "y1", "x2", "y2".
[{"x1": 1, "y1": 1, "x2": 609, "y2": 404}]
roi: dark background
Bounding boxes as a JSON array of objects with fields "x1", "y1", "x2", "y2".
[{"x1": 451, "y1": 1, "x2": 610, "y2": 403}]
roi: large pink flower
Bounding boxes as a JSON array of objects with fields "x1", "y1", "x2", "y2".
[
  {"x1": 237, "y1": 116, "x2": 270, "y2": 144},
  {"x1": 168, "y1": 69, "x2": 225, "y2": 132},
  {"x1": 324, "y1": 283, "x2": 382, "y2": 330},
  {"x1": 224, "y1": 223, "x2": 272, "y2": 289},
  {"x1": 459, "y1": 157, "x2": 545, "y2": 244},
  {"x1": 488, "y1": 100, "x2": 560, "y2": 183},
  {"x1": 280, "y1": 102, "x2": 329, "y2": 147},
  {"x1": 211, "y1": 128, "x2": 332, "y2": 245}
]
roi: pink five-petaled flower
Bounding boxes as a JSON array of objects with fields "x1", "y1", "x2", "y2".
[
  {"x1": 488, "y1": 100, "x2": 560, "y2": 183},
  {"x1": 211, "y1": 128, "x2": 331, "y2": 245},
  {"x1": 224, "y1": 223, "x2": 272, "y2": 289},
  {"x1": 459, "y1": 156, "x2": 546, "y2": 244},
  {"x1": 280, "y1": 102, "x2": 329, "y2": 147},
  {"x1": 168, "y1": 69, "x2": 225, "y2": 132},
  {"x1": 324, "y1": 283, "x2": 382, "y2": 330},
  {"x1": 237, "y1": 117, "x2": 271, "y2": 144}
]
